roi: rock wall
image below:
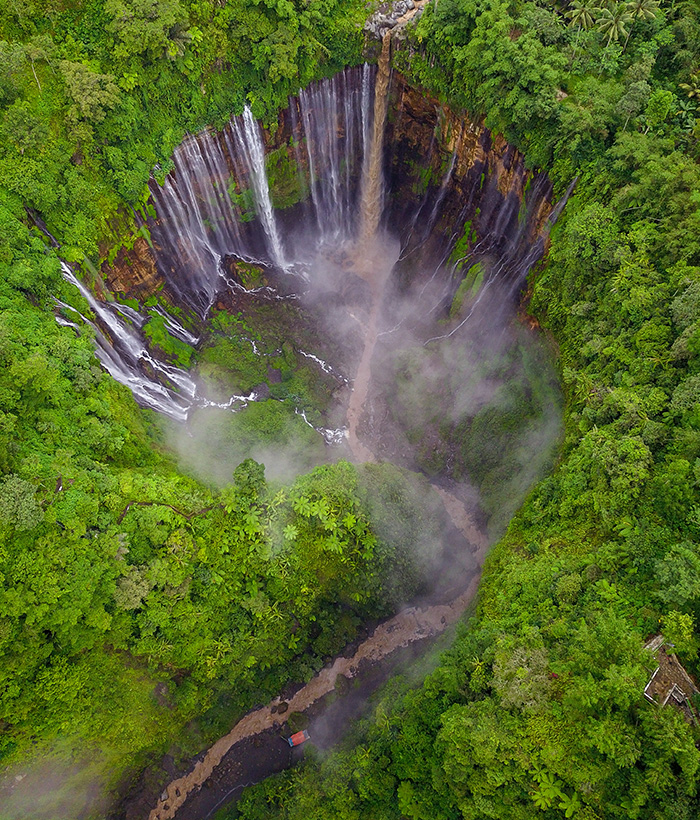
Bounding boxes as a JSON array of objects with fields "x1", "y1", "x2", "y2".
[
  {"x1": 103, "y1": 236, "x2": 164, "y2": 300},
  {"x1": 101, "y1": 68, "x2": 554, "y2": 314},
  {"x1": 384, "y1": 72, "x2": 554, "y2": 297}
]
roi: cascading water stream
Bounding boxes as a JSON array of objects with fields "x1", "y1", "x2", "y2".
[
  {"x1": 58, "y1": 263, "x2": 196, "y2": 421},
  {"x1": 230, "y1": 108, "x2": 288, "y2": 270},
  {"x1": 54, "y1": 61, "x2": 565, "y2": 444},
  {"x1": 54, "y1": 70, "x2": 380, "y2": 426},
  {"x1": 344, "y1": 35, "x2": 397, "y2": 462},
  {"x1": 297, "y1": 66, "x2": 373, "y2": 241},
  {"x1": 358, "y1": 34, "x2": 392, "y2": 244},
  {"x1": 150, "y1": 133, "x2": 252, "y2": 316},
  {"x1": 57, "y1": 263, "x2": 263, "y2": 421}
]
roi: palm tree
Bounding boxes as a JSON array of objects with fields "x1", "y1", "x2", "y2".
[
  {"x1": 567, "y1": 0, "x2": 598, "y2": 31},
  {"x1": 597, "y1": 2, "x2": 633, "y2": 46},
  {"x1": 566, "y1": 0, "x2": 598, "y2": 65},
  {"x1": 623, "y1": 0, "x2": 659, "y2": 51},
  {"x1": 627, "y1": 0, "x2": 659, "y2": 22}
]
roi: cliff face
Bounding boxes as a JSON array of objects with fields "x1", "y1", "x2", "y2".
[
  {"x1": 102, "y1": 69, "x2": 554, "y2": 313},
  {"x1": 103, "y1": 236, "x2": 163, "y2": 300},
  {"x1": 384, "y1": 72, "x2": 553, "y2": 295}
]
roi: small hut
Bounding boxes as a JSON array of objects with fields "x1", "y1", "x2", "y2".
[{"x1": 644, "y1": 637, "x2": 699, "y2": 723}]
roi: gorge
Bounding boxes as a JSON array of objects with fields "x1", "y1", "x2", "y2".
[
  {"x1": 48, "y1": 33, "x2": 565, "y2": 820},
  {"x1": 58, "y1": 44, "x2": 564, "y2": 490},
  {"x1": 2, "y1": 1, "x2": 700, "y2": 819}
]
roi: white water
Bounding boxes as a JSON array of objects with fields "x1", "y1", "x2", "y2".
[
  {"x1": 230, "y1": 108, "x2": 288, "y2": 270},
  {"x1": 298, "y1": 66, "x2": 373, "y2": 240},
  {"x1": 57, "y1": 263, "x2": 260, "y2": 422},
  {"x1": 55, "y1": 64, "x2": 566, "y2": 438},
  {"x1": 147, "y1": 66, "x2": 376, "y2": 317},
  {"x1": 150, "y1": 134, "x2": 251, "y2": 315},
  {"x1": 58, "y1": 264, "x2": 195, "y2": 421},
  {"x1": 55, "y1": 66, "x2": 381, "y2": 426}
]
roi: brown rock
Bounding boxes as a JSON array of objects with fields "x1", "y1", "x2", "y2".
[{"x1": 103, "y1": 236, "x2": 163, "y2": 301}]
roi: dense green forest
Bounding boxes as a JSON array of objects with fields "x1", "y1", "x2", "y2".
[
  {"x1": 2, "y1": 0, "x2": 700, "y2": 818},
  {"x1": 0, "y1": 0, "x2": 416, "y2": 811}
]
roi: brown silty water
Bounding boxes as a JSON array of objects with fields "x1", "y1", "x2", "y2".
[
  {"x1": 358, "y1": 33, "x2": 392, "y2": 245},
  {"x1": 347, "y1": 32, "x2": 394, "y2": 464}
]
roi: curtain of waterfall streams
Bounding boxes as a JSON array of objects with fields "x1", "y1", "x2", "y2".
[
  {"x1": 56, "y1": 65, "x2": 377, "y2": 428},
  {"x1": 55, "y1": 58, "x2": 568, "y2": 460}
]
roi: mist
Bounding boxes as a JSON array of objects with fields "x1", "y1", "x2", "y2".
[
  {"x1": 151, "y1": 57, "x2": 563, "y2": 571},
  {"x1": 48, "y1": 57, "x2": 571, "y2": 820},
  {"x1": 0, "y1": 747, "x2": 113, "y2": 820}
]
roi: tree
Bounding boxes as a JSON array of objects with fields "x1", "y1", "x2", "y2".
[
  {"x1": 0, "y1": 39, "x2": 25, "y2": 99},
  {"x1": 597, "y1": 3, "x2": 633, "y2": 46},
  {"x1": 623, "y1": 0, "x2": 659, "y2": 52},
  {"x1": 567, "y1": 0, "x2": 598, "y2": 32},
  {"x1": 655, "y1": 543, "x2": 700, "y2": 607},
  {"x1": 233, "y1": 458, "x2": 267, "y2": 499},
  {"x1": 492, "y1": 641, "x2": 553, "y2": 712},
  {"x1": 661, "y1": 611, "x2": 696, "y2": 657},
  {"x1": 679, "y1": 72, "x2": 700, "y2": 100},
  {"x1": 22, "y1": 35, "x2": 55, "y2": 93},
  {"x1": 1, "y1": 99, "x2": 47, "y2": 154},
  {"x1": 104, "y1": 0, "x2": 188, "y2": 61},
  {"x1": 616, "y1": 79, "x2": 651, "y2": 129},
  {"x1": 59, "y1": 61, "x2": 120, "y2": 124},
  {"x1": 566, "y1": 0, "x2": 598, "y2": 65},
  {"x1": 643, "y1": 88, "x2": 675, "y2": 131},
  {"x1": 0, "y1": 474, "x2": 43, "y2": 530}
]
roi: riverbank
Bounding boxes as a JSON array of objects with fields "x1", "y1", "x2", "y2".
[{"x1": 143, "y1": 538, "x2": 486, "y2": 820}]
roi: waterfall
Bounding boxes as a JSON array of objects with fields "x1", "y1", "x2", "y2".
[
  {"x1": 55, "y1": 61, "x2": 568, "y2": 427},
  {"x1": 298, "y1": 66, "x2": 373, "y2": 241},
  {"x1": 58, "y1": 263, "x2": 195, "y2": 421},
  {"x1": 150, "y1": 65, "x2": 376, "y2": 313},
  {"x1": 229, "y1": 107, "x2": 288, "y2": 270},
  {"x1": 54, "y1": 67, "x2": 385, "y2": 422},
  {"x1": 57, "y1": 263, "x2": 261, "y2": 421},
  {"x1": 149, "y1": 132, "x2": 251, "y2": 316},
  {"x1": 358, "y1": 33, "x2": 392, "y2": 243}
]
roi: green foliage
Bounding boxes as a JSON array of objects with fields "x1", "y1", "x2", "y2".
[
  {"x1": 142, "y1": 310, "x2": 194, "y2": 365},
  {"x1": 661, "y1": 611, "x2": 696, "y2": 658},
  {"x1": 0, "y1": 0, "x2": 366, "y2": 257},
  {"x1": 105, "y1": 0, "x2": 188, "y2": 61},
  {"x1": 449, "y1": 262, "x2": 483, "y2": 316},
  {"x1": 0, "y1": 0, "x2": 368, "y2": 806},
  {"x1": 4, "y1": 0, "x2": 700, "y2": 816},
  {"x1": 266, "y1": 143, "x2": 307, "y2": 209}
]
